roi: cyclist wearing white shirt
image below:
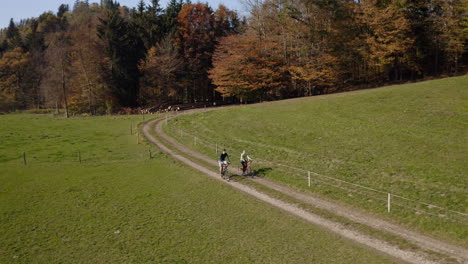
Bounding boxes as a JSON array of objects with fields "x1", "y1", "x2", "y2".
[{"x1": 240, "y1": 150, "x2": 252, "y2": 175}]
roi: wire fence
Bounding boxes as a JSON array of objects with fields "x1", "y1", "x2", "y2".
[
  {"x1": 168, "y1": 125, "x2": 468, "y2": 224},
  {"x1": 3, "y1": 121, "x2": 160, "y2": 166},
  {"x1": 5, "y1": 149, "x2": 158, "y2": 166}
]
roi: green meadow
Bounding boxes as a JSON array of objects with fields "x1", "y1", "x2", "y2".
[
  {"x1": 165, "y1": 76, "x2": 468, "y2": 246},
  {"x1": 0, "y1": 114, "x2": 401, "y2": 263}
]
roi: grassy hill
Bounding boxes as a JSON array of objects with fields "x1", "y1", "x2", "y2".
[
  {"x1": 0, "y1": 114, "x2": 400, "y2": 263},
  {"x1": 165, "y1": 76, "x2": 468, "y2": 246}
]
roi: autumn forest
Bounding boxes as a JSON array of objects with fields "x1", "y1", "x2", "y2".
[{"x1": 0, "y1": 0, "x2": 466, "y2": 115}]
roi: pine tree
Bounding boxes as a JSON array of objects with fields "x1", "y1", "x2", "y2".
[
  {"x1": 6, "y1": 19, "x2": 22, "y2": 48},
  {"x1": 97, "y1": 3, "x2": 145, "y2": 107},
  {"x1": 161, "y1": 0, "x2": 184, "y2": 35}
]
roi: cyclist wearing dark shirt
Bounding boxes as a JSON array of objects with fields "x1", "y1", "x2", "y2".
[{"x1": 218, "y1": 149, "x2": 230, "y2": 176}]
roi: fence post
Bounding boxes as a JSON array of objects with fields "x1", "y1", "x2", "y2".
[
  {"x1": 194, "y1": 136, "x2": 197, "y2": 145},
  {"x1": 308, "y1": 171, "x2": 311, "y2": 187},
  {"x1": 388, "y1": 193, "x2": 391, "y2": 213},
  {"x1": 137, "y1": 132, "x2": 140, "y2": 144},
  {"x1": 148, "y1": 148, "x2": 151, "y2": 159},
  {"x1": 130, "y1": 123, "x2": 133, "y2": 135},
  {"x1": 165, "y1": 116, "x2": 168, "y2": 125},
  {"x1": 78, "y1": 151, "x2": 81, "y2": 163},
  {"x1": 23, "y1": 152, "x2": 27, "y2": 165}
]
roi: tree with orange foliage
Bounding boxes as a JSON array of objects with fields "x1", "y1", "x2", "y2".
[
  {"x1": 139, "y1": 37, "x2": 182, "y2": 105},
  {"x1": 213, "y1": 4, "x2": 240, "y2": 37},
  {"x1": 210, "y1": 30, "x2": 286, "y2": 103},
  {"x1": 354, "y1": 0, "x2": 415, "y2": 82},
  {"x1": 68, "y1": 4, "x2": 112, "y2": 114},
  {"x1": 288, "y1": 54, "x2": 340, "y2": 96},
  {"x1": 176, "y1": 3, "x2": 216, "y2": 103},
  {"x1": 0, "y1": 48, "x2": 30, "y2": 111}
]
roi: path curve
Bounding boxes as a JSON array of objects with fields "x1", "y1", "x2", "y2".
[{"x1": 143, "y1": 111, "x2": 467, "y2": 264}]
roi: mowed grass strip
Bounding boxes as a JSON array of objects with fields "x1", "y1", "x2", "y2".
[
  {"x1": 164, "y1": 76, "x2": 468, "y2": 245},
  {"x1": 0, "y1": 114, "x2": 401, "y2": 263}
]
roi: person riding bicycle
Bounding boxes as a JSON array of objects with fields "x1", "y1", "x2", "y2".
[
  {"x1": 240, "y1": 150, "x2": 252, "y2": 175},
  {"x1": 218, "y1": 149, "x2": 230, "y2": 176}
]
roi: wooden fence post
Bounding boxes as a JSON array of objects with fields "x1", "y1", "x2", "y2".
[
  {"x1": 23, "y1": 152, "x2": 27, "y2": 165},
  {"x1": 308, "y1": 171, "x2": 311, "y2": 187},
  {"x1": 388, "y1": 193, "x2": 391, "y2": 213}
]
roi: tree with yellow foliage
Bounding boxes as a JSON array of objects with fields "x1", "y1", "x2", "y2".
[{"x1": 0, "y1": 48, "x2": 31, "y2": 111}]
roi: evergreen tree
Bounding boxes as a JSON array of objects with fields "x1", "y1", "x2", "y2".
[
  {"x1": 130, "y1": 0, "x2": 163, "y2": 50},
  {"x1": 23, "y1": 19, "x2": 45, "y2": 52},
  {"x1": 146, "y1": 0, "x2": 163, "y2": 45},
  {"x1": 0, "y1": 40, "x2": 8, "y2": 55},
  {"x1": 161, "y1": 0, "x2": 184, "y2": 35},
  {"x1": 97, "y1": 2, "x2": 145, "y2": 107},
  {"x1": 57, "y1": 4, "x2": 70, "y2": 18},
  {"x1": 6, "y1": 19, "x2": 22, "y2": 48}
]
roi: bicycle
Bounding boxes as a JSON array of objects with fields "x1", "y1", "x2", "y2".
[
  {"x1": 242, "y1": 160, "x2": 254, "y2": 177},
  {"x1": 221, "y1": 162, "x2": 230, "y2": 181}
]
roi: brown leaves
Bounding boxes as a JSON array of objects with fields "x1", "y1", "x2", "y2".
[
  {"x1": 0, "y1": 48, "x2": 31, "y2": 111},
  {"x1": 139, "y1": 38, "x2": 182, "y2": 105},
  {"x1": 210, "y1": 31, "x2": 286, "y2": 101},
  {"x1": 354, "y1": 1, "x2": 414, "y2": 72}
]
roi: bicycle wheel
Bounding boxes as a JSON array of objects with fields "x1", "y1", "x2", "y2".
[
  {"x1": 225, "y1": 166, "x2": 230, "y2": 181},
  {"x1": 246, "y1": 166, "x2": 253, "y2": 177},
  {"x1": 222, "y1": 165, "x2": 228, "y2": 180}
]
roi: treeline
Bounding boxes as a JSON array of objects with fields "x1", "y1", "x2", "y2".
[
  {"x1": 0, "y1": 0, "x2": 240, "y2": 114},
  {"x1": 210, "y1": 0, "x2": 467, "y2": 102},
  {"x1": 0, "y1": 0, "x2": 466, "y2": 114}
]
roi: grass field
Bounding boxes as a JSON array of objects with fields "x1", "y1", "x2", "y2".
[
  {"x1": 0, "y1": 114, "x2": 402, "y2": 263},
  {"x1": 164, "y1": 76, "x2": 468, "y2": 246}
]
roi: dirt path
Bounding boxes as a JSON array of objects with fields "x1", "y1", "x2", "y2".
[{"x1": 143, "y1": 111, "x2": 467, "y2": 264}]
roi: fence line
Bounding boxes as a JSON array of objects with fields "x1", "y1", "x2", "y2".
[
  {"x1": 170, "y1": 127, "x2": 468, "y2": 221},
  {"x1": 262, "y1": 160, "x2": 468, "y2": 220},
  {"x1": 9, "y1": 148, "x2": 158, "y2": 165}
]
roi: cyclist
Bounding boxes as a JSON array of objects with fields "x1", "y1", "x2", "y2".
[
  {"x1": 219, "y1": 149, "x2": 230, "y2": 176},
  {"x1": 240, "y1": 150, "x2": 252, "y2": 175}
]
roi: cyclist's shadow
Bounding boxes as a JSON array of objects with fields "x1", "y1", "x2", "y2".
[
  {"x1": 229, "y1": 167, "x2": 272, "y2": 181},
  {"x1": 254, "y1": 167, "x2": 272, "y2": 178}
]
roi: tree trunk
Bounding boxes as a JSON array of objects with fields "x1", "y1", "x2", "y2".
[
  {"x1": 62, "y1": 65, "x2": 69, "y2": 118},
  {"x1": 78, "y1": 51, "x2": 94, "y2": 114},
  {"x1": 434, "y1": 44, "x2": 439, "y2": 76}
]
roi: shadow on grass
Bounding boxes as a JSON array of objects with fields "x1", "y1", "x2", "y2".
[
  {"x1": 226, "y1": 167, "x2": 272, "y2": 182},
  {"x1": 254, "y1": 167, "x2": 272, "y2": 178}
]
